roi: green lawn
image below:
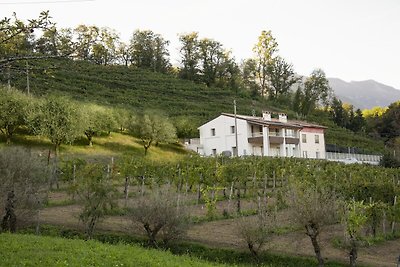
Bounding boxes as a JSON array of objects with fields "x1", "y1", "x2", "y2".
[
  {"x1": 0, "y1": 131, "x2": 188, "y2": 162},
  {"x1": 0, "y1": 233, "x2": 225, "y2": 267}
]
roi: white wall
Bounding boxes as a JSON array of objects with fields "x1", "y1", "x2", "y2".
[
  {"x1": 199, "y1": 115, "x2": 250, "y2": 156},
  {"x1": 299, "y1": 128, "x2": 326, "y2": 159},
  {"x1": 199, "y1": 116, "x2": 326, "y2": 159}
]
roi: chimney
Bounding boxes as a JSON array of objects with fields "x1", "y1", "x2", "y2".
[
  {"x1": 262, "y1": 111, "x2": 271, "y2": 121},
  {"x1": 278, "y1": 113, "x2": 287, "y2": 123}
]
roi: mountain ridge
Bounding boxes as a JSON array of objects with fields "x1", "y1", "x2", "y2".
[{"x1": 328, "y1": 78, "x2": 400, "y2": 109}]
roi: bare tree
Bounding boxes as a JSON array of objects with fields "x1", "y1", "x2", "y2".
[
  {"x1": 128, "y1": 188, "x2": 189, "y2": 247},
  {"x1": 0, "y1": 147, "x2": 47, "y2": 232},
  {"x1": 288, "y1": 182, "x2": 339, "y2": 267},
  {"x1": 237, "y1": 202, "x2": 274, "y2": 259}
]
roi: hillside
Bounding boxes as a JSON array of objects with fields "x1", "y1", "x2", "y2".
[
  {"x1": 0, "y1": 233, "x2": 224, "y2": 267},
  {"x1": 5, "y1": 59, "x2": 277, "y2": 125},
  {"x1": 328, "y1": 78, "x2": 400, "y2": 109},
  {"x1": 3, "y1": 59, "x2": 386, "y2": 154}
]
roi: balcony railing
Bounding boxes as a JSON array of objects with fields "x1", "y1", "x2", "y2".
[
  {"x1": 251, "y1": 132, "x2": 263, "y2": 137},
  {"x1": 250, "y1": 131, "x2": 299, "y2": 138},
  {"x1": 269, "y1": 131, "x2": 282, "y2": 137},
  {"x1": 285, "y1": 133, "x2": 298, "y2": 138}
]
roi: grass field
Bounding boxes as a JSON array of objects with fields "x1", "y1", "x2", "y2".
[
  {"x1": 0, "y1": 233, "x2": 225, "y2": 267},
  {"x1": 0, "y1": 131, "x2": 188, "y2": 162},
  {"x1": 0, "y1": 232, "x2": 353, "y2": 267}
]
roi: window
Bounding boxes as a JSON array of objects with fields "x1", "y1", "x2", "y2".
[
  {"x1": 230, "y1": 126, "x2": 235, "y2": 134},
  {"x1": 316, "y1": 151, "x2": 320, "y2": 159},
  {"x1": 212, "y1": 149, "x2": 217, "y2": 156},
  {"x1": 211, "y1": 128, "x2": 216, "y2": 136},
  {"x1": 286, "y1": 129, "x2": 294, "y2": 137},
  {"x1": 315, "y1": 135, "x2": 320, "y2": 144},
  {"x1": 302, "y1": 151, "x2": 308, "y2": 158},
  {"x1": 302, "y1": 134, "x2": 307, "y2": 143}
]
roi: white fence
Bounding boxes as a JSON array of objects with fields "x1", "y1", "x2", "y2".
[{"x1": 326, "y1": 152, "x2": 382, "y2": 165}]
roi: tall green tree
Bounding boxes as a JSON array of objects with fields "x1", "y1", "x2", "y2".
[
  {"x1": 330, "y1": 97, "x2": 347, "y2": 127},
  {"x1": 91, "y1": 27, "x2": 120, "y2": 65},
  {"x1": 253, "y1": 30, "x2": 278, "y2": 97},
  {"x1": 198, "y1": 38, "x2": 223, "y2": 87},
  {"x1": 377, "y1": 101, "x2": 400, "y2": 142},
  {"x1": 35, "y1": 26, "x2": 58, "y2": 56},
  {"x1": 349, "y1": 108, "x2": 366, "y2": 133},
  {"x1": 300, "y1": 69, "x2": 331, "y2": 116},
  {"x1": 241, "y1": 58, "x2": 259, "y2": 96},
  {"x1": 73, "y1": 24, "x2": 99, "y2": 61},
  {"x1": 178, "y1": 32, "x2": 200, "y2": 81},
  {"x1": 129, "y1": 30, "x2": 170, "y2": 73},
  {"x1": 267, "y1": 56, "x2": 298, "y2": 99},
  {"x1": 216, "y1": 50, "x2": 240, "y2": 90}
]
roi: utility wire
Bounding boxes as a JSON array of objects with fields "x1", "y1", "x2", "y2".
[{"x1": 0, "y1": 0, "x2": 94, "y2": 5}]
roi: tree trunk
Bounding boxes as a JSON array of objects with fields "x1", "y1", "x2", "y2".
[
  {"x1": 87, "y1": 216, "x2": 97, "y2": 240},
  {"x1": 1, "y1": 191, "x2": 17, "y2": 233},
  {"x1": 54, "y1": 143, "x2": 60, "y2": 157},
  {"x1": 349, "y1": 239, "x2": 358, "y2": 267},
  {"x1": 124, "y1": 176, "x2": 129, "y2": 207},
  {"x1": 144, "y1": 224, "x2": 159, "y2": 248},
  {"x1": 237, "y1": 188, "x2": 241, "y2": 214},
  {"x1": 306, "y1": 224, "x2": 324, "y2": 267},
  {"x1": 247, "y1": 242, "x2": 259, "y2": 259},
  {"x1": 35, "y1": 209, "x2": 41, "y2": 235},
  {"x1": 6, "y1": 135, "x2": 11, "y2": 145}
]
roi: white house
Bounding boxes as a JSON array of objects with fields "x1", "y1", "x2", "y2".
[{"x1": 197, "y1": 111, "x2": 326, "y2": 159}]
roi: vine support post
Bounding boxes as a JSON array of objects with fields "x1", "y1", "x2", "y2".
[
  {"x1": 392, "y1": 196, "x2": 397, "y2": 234},
  {"x1": 124, "y1": 176, "x2": 129, "y2": 207},
  {"x1": 273, "y1": 171, "x2": 276, "y2": 190}
]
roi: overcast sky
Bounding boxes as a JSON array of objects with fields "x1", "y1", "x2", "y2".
[{"x1": 2, "y1": 0, "x2": 400, "y2": 89}]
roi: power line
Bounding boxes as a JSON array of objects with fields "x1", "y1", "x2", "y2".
[{"x1": 0, "y1": 0, "x2": 94, "y2": 5}]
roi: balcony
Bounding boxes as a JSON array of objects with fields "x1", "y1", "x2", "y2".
[
  {"x1": 269, "y1": 131, "x2": 282, "y2": 137},
  {"x1": 269, "y1": 136, "x2": 284, "y2": 144},
  {"x1": 250, "y1": 132, "x2": 263, "y2": 137}
]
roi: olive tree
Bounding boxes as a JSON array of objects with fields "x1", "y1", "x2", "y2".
[
  {"x1": 82, "y1": 104, "x2": 118, "y2": 146},
  {"x1": 128, "y1": 188, "x2": 190, "y2": 247},
  {"x1": 0, "y1": 87, "x2": 31, "y2": 144},
  {"x1": 0, "y1": 147, "x2": 47, "y2": 233},
  {"x1": 32, "y1": 96, "x2": 83, "y2": 155},
  {"x1": 289, "y1": 181, "x2": 339, "y2": 267},
  {"x1": 237, "y1": 206, "x2": 274, "y2": 259},
  {"x1": 129, "y1": 111, "x2": 176, "y2": 155}
]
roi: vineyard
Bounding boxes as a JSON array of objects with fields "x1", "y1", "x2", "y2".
[{"x1": 29, "y1": 153, "x2": 400, "y2": 266}]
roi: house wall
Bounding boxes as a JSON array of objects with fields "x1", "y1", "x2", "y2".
[
  {"x1": 199, "y1": 115, "x2": 251, "y2": 156},
  {"x1": 299, "y1": 127, "x2": 326, "y2": 159},
  {"x1": 198, "y1": 115, "x2": 326, "y2": 159}
]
